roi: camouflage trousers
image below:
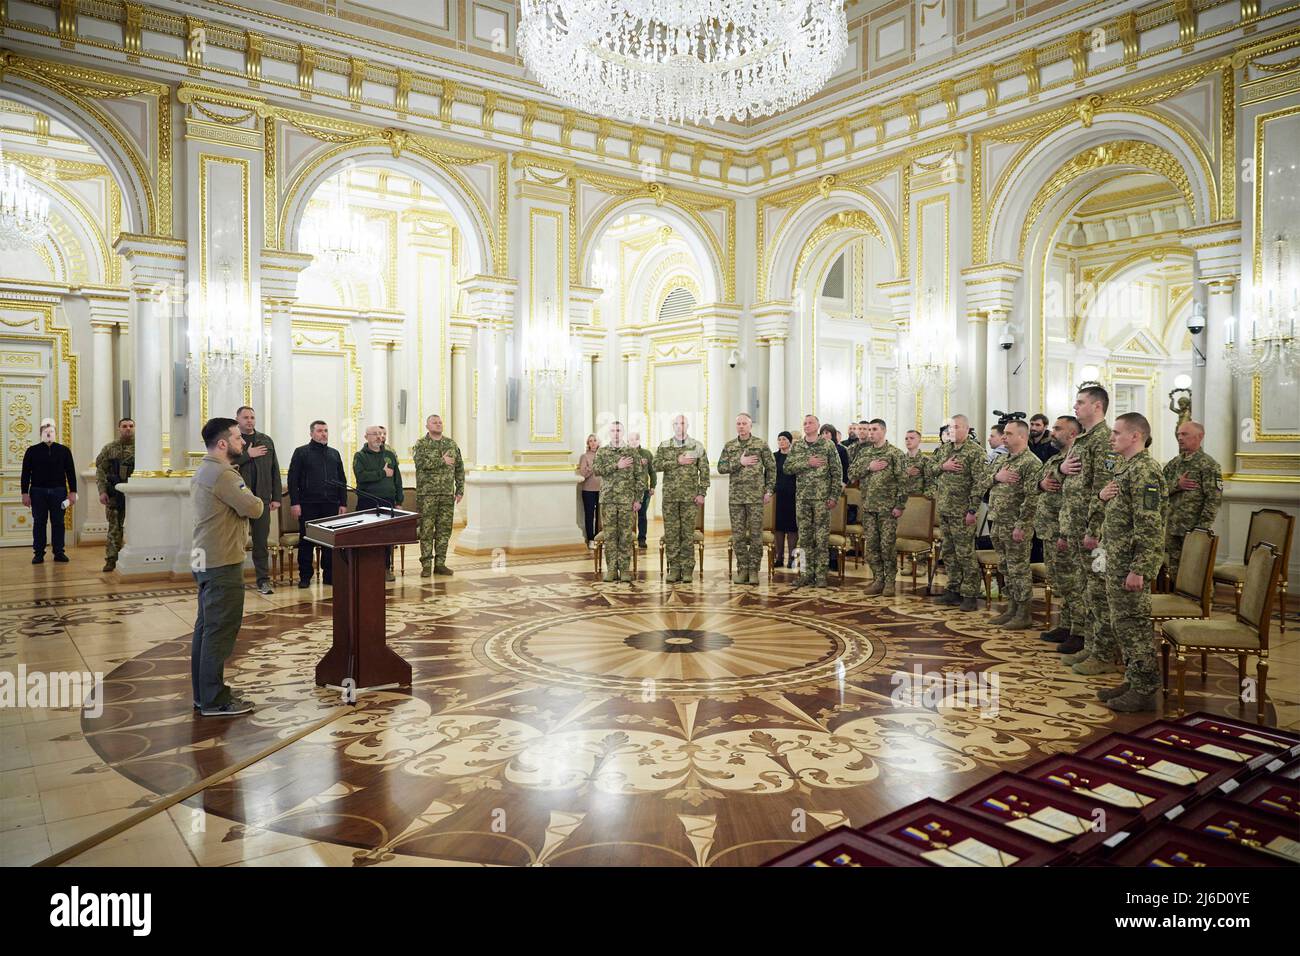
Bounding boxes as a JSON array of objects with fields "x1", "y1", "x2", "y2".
[
  {"x1": 861, "y1": 510, "x2": 898, "y2": 585},
  {"x1": 1106, "y1": 573, "x2": 1158, "y2": 695},
  {"x1": 662, "y1": 501, "x2": 698, "y2": 575},
  {"x1": 1042, "y1": 537, "x2": 1078, "y2": 631},
  {"x1": 992, "y1": 525, "x2": 1032, "y2": 601},
  {"x1": 794, "y1": 497, "x2": 830, "y2": 583},
  {"x1": 938, "y1": 514, "x2": 979, "y2": 598},
  {"x1": 1076, "y1": 538, "x2": 1120, "y2": 662},
  {"x1": 600, "y1": 502, "x2": 635, "y2": 573},
  {"x1": 729, "y1": 501, "x2": 764, "y2": 573},
  {"x1": 418, "y1": 494, "x2": 455, "y2": 567},
  {"x1": 1164, "y1": 531, "x2": 1186, "y2": 587},
  {"x1": 105, "y1": 505, "x2": 125, "y2": 565}
]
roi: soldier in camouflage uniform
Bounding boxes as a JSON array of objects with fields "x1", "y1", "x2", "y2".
[
  {"x1": 847, "y1": 419, "x2": 907, "y2": 596},
  {"x1": 901, "y1": 429, "x2": 931, "y2": 497},
  {"x1": 628, "y1": 431, "x2": 656, "y2": 548},
  {"x1": 1162, "y1": 421, "x2": 1223, "y2": 586},
  {"x1": 1060, "y1": 384, "x2": 1121, "y2": 669},
  {"x1": 594, "y1": 420, "x2": 646, "y2": 583},
  {"x1": 412, "y1": 414, "x2": 464, "y2": 576},
  {"x1": 653, "y1": 415, "x2": 710, "y2": 584},
  {"x1": 783, "y1": 414, "x2": 844, "y2": 588},
  {"x1": 95, "y1": 418, "x2": 135, "y2": 572},
  {"x1": 1035, "y1": 416, "x2": 1082, "y2": 645},
  {"x1": 1095, "y1": 412, "x2": 1167, "y2": 712},
  {"x1": 717, "y1": 412, "x2": 776, "y2": 585},
  {"x1": 980, "y1": 420, "x2": 1042, "y2": 629},
  {"x1": 931, "y1": 415, "x2": 991, "y2": 610}
]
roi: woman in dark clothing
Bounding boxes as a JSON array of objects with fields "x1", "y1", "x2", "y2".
[
  {"x1": 772, "y1": 431, "x2": 798, "y2": 569},
  {"x1": 819, "y1": 423, "x2": 851, "y2": 482}
]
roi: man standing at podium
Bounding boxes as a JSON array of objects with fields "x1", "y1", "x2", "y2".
[
  {"x1": 413, "y1": 413, "x2": 464, "y2": 577},
  {"x1": 355, "y1": 424, "x2": 405, "y2": 582},
  {"x1": 191, "y1": 417, "x2": 264, "y2": 717},
  {"x1": 287, "y1": 420, "x2": 348, "y2": 589}
]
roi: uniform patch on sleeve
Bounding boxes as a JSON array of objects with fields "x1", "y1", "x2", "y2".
[
  {"x1": 1142, "y1": 483, "x2": 1160, "y2": 510},
  {"x1": 1215, "y1": 476, "x2": 1223, "y2": 491}
]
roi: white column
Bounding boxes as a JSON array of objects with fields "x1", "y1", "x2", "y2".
[
  {"x1": 582, "y1": 352, "x2": 596, "y2": 438},
  {"x1": 90, "y1": 321, "x2": 118, "y2": 451},
  {"x1": 1200, "y1": 276, "x2": 1237, "y2": 470},
  {"x1": 259, "y1": 249, "x2": 311, "y2": 449},
  {"x1": 474, "y1": 318, "x2": 500, "y2": 467},
  {"x1": 986, "y1": 308, "x2": 1008, "y2": 423},
  {"x1": 368, "y1": 333, "x2": 391, "y2": 427},
  {"x1": 493, "y1": 324, "x2": 508, "y2": 467},
  {"x1": 451, "y1": 343, "x2": 470, "y2": 458},
  {"x1": 622, "y1": 338, "x2": 642, "y2": 432},
  {"x1": 767, "y1": 336, "x2": 787, "y2": 445},
  {"x1": 129, "y1": 287, "x2": 164, "y2": 472},
  {"x1": 705, "y1": 339, "x2": 727, "y2": 455}
]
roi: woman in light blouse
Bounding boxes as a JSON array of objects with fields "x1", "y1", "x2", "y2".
[{"x1": 576, "y1": 433, "x2": 601, "y2": 547}]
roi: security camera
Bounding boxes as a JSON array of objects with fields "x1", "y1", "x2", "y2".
[
  {"x1": 998, "y1": 330, "x2": 1014, "y2": 351},
  {"x1": 1186, "y1": 303, "x2": 1205, "y2": 336},
  {"x1": 727, "y1": 348, "x2": 740, "y2": 369}
]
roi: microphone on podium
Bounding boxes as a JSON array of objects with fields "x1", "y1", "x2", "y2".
[{"x1": 325, "y1": 479, "x2": 397, "y2": 517}]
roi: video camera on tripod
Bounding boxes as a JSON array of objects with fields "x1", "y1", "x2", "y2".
[{"x1": 992, "y1": 409, "x2": 1027, "y2": 428}]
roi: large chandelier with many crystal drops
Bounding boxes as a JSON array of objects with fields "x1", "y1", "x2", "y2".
[
  {"x1": 899, "y1": 287, "x2": 958, "y2": 393},
  {"x1": 0, "y1": 144, "x2": 51, "y2": 249},
  {"x1": 517, "y1": 1, "x2": 848, "y2": 126}
]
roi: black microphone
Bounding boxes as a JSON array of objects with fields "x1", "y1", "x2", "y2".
[{"x1": 326, "y1": 478, "x2": 396, "y2": 516}]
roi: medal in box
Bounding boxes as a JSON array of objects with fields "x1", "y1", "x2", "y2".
[
  {"x1": 1130, "y1": 719, "x2": 1288, "y2": 771},
  {"x1": 1020, "y1": 754, "x2": 1194, "y2": 823},
  {"x1": 762, "y1": 826, "x2": 922, "y2": 867},
  {"x1": 1171, "y1": 796, "x2": 1300, "y2": 865},
  {"x1": 1174, "y1": 711, "x2": 1300, "y2": 759},
  {"x1": 1107, "y1": 822, "x2": 1291, "y2": 867},
  {"x1": 1077, "y1": 733, "x2": 1240, "y2": 793},
  {"x1": 860, "y1": 798, "x2": 1063, "y2": 867},
  {"x1": 1228, "y1": 773, "x2": 1300, "y2": 822}
]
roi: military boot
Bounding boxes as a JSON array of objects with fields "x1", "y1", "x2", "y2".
[
  {"x1": 434, "y1": 565, "x2": 454, "y2": 576},
  {"x1": 745, "y1": 567, "x2": 760, "y2": 584},
  {"x1": 681, "y1": 570, "x2": 694, "y2": 583},
  {"x1": 987, "y1": 601, "x2": 1016, "y2": 626},
  {"x1": 618, "y1": 564, "x2": 633, "y2": 583},
  {"x1": 733, "y1": 568, "x2": 747, "y2": 584},
  {"x1": 881, "y1": 583, "x2": 896, "y2": 597},
  {"x1": 1073, "y1": 656, "x2": 1122, "y2": 676},
  {"x1": 102, "y1": 560, "x2": 116, "y2": 573},
  {"x1": 1097, "y1": 682, "x2": 1130, "y2": 702},
  {"x1": 1061, "y1": 648, "x2": 1092, "y2": 666},
  {"x1": 935, "y1": 589, "x2": 962, "y2": 606},
  {"x1": 1056, "y1": 633, "x2": 1086, "y2": 655},
  {"x1": 958, "y1": 595, "x2": 979, "y2": 612},
  {"x1": 1039, "y1": 625, "x2": 1070, "y2": 643},
  {"x1": 665, "y1": 567, "x2": 680, "y2": 584},
  {"x1": 864, "y1": 579, "x2": 885, "y2": 596},
  {"x1": 1005, "y1": 601, "x2": 1034, "y2": 630},
  {"x1": 420, "y1": 564, "x2": 432, "y2": 578},
  {"x1": 1105, "y1": 688, "x2": 1157, "y2": 713}
]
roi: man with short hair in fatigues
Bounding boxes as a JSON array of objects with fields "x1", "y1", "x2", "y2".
[
  {"x1": 1036, "y1": 416, "x2": 1082, "y2": 646},
  {"x1": 594, "y1": 420, "x2": 646, "y2": 583},
  {"x1": 931, "y1": 415, "x2": 991, "y2": 611},
  {"x1": 95, "y1": 417, "x2": 135, "y2": 572},
  {"x1": 717, "y1": 412, "x2": 776, "y2": 585},
  {"x1": 654, "y1": 415, "x2": 710, "y2": 584},
  {"x1": 412, "y1": 414, "x2": 464, "y2": 577},
  {"x1": 1162, "y1": 420, "x2": 1222, "y2": 586},
  {"x1": 783, "y1": 414, "x2": 844, "y2": 588},
  {"x1": 981, "y1": 420, "x2": 1042, "y2": 629},
  {"x1": 847, "y1": 419, "x2": 907, "y2": 596},
  {"x1": 1094, "y1": 412, "x2": 1167, "y2": 711},
  {"x1": 1060, "y1": 384, "x2": 1119, "y2": 668},
  {"x1": 901, "y1": 429, "x2": 931, "y2": 498}
]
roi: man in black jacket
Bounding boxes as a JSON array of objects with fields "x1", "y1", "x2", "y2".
[
  {"x1": 287, "y1": 420, "x2": 347, "y2": 588},
  {"x1": 1028, "y1": 414, "x2": 1058, "y2": 462},
  {"x1": 21, "y1": 419, "x2": 78, "y2": 564},
  {"x1": 233, "y1": 406, "x2": 283, "y2": 594}
]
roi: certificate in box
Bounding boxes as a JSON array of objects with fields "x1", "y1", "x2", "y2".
[
  {"x1": 860, "y1": 798, "x2": 1062, "y2": 867},
  {"x1": 1229, "y1": 773, "x2": 1300, "y2": 823},
  {"x1": 1108, "y1": 822, "x2": 1290, "y2": 867},
  {"x1": 1175, "y1": 712, "x2": 1300, "y2": 759},
  {"x1": 950, "y1": 771, "x2": 1141, "y2": 858},
  {"x1": 762, "y1": 826, "x2": 923, "y2": 867},
  {"x1": 1021, "y1": 754, "x2": 1194, "y2": 823},
  {"x1": 1173, "y1": 796, "x2": 1300, "y2": 865},
  {"x1": 1078, "y1": 733, "x2": 1240, "y2": 794},
  {"x1": 1131, "y1": 720, "x2": 1286, "y2": 771}
]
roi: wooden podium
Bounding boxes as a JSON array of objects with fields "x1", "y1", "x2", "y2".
[{"x1": 303, "y1": 507, "x2": 419, "y2": 691}]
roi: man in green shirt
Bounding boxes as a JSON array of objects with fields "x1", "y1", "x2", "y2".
[
  {"x1": 354, "y1": 424, "x2": 405, "y2": 581},
  {"x1": 412, "y1": 414, "x2": 464, "y2": 577}
]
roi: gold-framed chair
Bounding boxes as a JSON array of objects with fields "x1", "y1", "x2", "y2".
[
  {"x1": 659, "y1": 501, "x2": 705, "y2": 576},
  {"x1": 1163, "y1": 542, "x2": 1282, "y2": 722},
  {"x1": 894, "y1": 494, "x2": 938, "y2": 593},
  {"x1": 1212, "y1": 508, "x2": 1294, "y2": 637},
  {"x1": 1030, "y1": 562, "x2": 1053, "y2": 626},
  {"x1": 727, "y1": 496, "x2": 776, "y2": 582},
  {"x1": 976, "y1": 549, "x2": 1002, "y2": 608},
  {"x1": 1154, "y1": 528, "x2": 1219, "y2": 678},
  {"x1": 275, "y1": 492, "x2": 301, "y2": 584},
  {"x1": 827, "y1": 494, "x2": 849, "y2": 585},
  {"x1": 843, "y1": 485, "x2": 863, "y2": 569},
  {"x1": 592, "y1": 505, "x2": 639, "y2": 577}
]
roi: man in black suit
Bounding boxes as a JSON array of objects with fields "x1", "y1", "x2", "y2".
[
  {"x1": 287, "y1": 420, "x2": 347, "y2": 588},
  {"x1": 21, "y1": 419, "x2": 78, "y2": 564}
]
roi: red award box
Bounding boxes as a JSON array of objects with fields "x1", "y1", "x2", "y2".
[
  {"x1": 1077, "y1": 733, "x2": 1240, "y2": 794},
  {"x1": 763, "y1": 826, "x2": 924, "y2": 867},
  {"x1": 1175, "y1": 711, "x2": 1300, "y2": 759},
  {"x1": 949, "y1": 771, "x2": 1141, "y2": 859},
  {"x1": 1228, "y1": 773, "x2": 1300, "y2": 823},
  {"x1": 860, "y1": 798, "x2": 1063, "y2": 867},
  {"x1": 1130, "y1": 719, "x2": 1287, "y2": 772},
  {"x1": 1020, "y1": 754, "x2": 1194, "y2": 824},
  {"x1": 1171, "y1": 796, "x2": 1300, "y2": 866},
  {"x1": 1107, "y1": 822, "x2": 1290, "y2": 867}
]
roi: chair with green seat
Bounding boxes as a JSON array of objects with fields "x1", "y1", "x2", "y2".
[
  {"x1": 894, "y1": 494, "x2": 938, "y2": 593},
  {"x1": 1030, "y1": 562, "x2": 1052, "y2": 626},
  {"x1": 1153, "y1": 528, "x2": 1218, "y2": 676},
  {"x1": 1162, "y1": 542, "x2": 1282, "y2": 722},
  {"x1": 976, "y1": 549, "x2": 1002, "y2": 608},
  {"x1": 826, "y1": 495, "x2": 849, "y2": 585},
  {"x1": 275, "y1": 492, "x2": 301, "y2": 584},
  {"x1": 843, "y1": 485, "x2": 863, "y2": 569},
  {"x1": 1212, "y1": 508, "x2": 1293, "y2": 638}
]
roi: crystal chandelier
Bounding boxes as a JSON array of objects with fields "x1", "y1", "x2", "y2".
[
  {"x1": 189, "y1": 261, "x2": 272, "y2": 385},
  {"x1": 899, "y1": 288, "x2": 958, "y2": 392},
  {"x1": 522, "y1": 297, "x2": 581, "y2": 385},
  {"x1": 298, "y1": 172, "x2": 377, "y2": 277},
  {"x1": 1226, "y1": 234, "x2": 1299, "y2": 388},
  {"x1": 0, "y1": 144, "x2": 51, "y2": 249},
  {"x1": 517, "y1": 1, "x2": 848, "y2": 126}
]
